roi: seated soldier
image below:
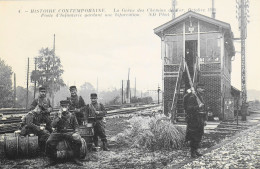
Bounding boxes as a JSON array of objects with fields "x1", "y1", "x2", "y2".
[
  {"x1": 45, "y1": 100, "x2": 83, "y2": 167},
  {"x1": 30, "y1": 86, "x2": 53, "y2": 133},
  {"x1": 19, "y1": 105, "x2": 50, "y2": 152}
]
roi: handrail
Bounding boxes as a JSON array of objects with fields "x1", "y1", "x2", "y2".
[
  {"x1": 170, "y1": 56, "x2": 184, "y2": 122},
  {"x1": 193, "y1": 54, "x2": 200, "y2": 87}
]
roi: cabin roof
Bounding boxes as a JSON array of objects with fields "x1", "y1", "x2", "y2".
[
  {"x1": 154, "y1": 11, "x2": 231, "y2": 36},
  {"x1": 154, "y1": 11, "x2": 235, "y2": 56}
]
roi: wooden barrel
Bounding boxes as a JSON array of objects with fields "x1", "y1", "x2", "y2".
[
  {"x1": 4, "y1": 133, "x2": 38, "y2": 158},
  {"x1": 56, "y1": 138, "x2": 86, "y2": 159},
  {"x1": 78, "y1": 124, "x2": 94, "y2": 151},
  {"x1": 56, "y1": 139, "x2": 71, "y2": 159},
  {"x1": 80, "y1": 138, "x2": 87, "y2": 159}
]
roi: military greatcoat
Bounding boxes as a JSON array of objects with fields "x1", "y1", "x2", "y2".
[
  {"x1": 45, "y1": 111, "x2": 82, "y2": 159},
  {"x1": 67, "y1": 95, "x2": 86, "y2": 125},
  {"x1": 183, "y1": 92, "x2": 206, "y2": 145},
  {"x1": 29, "y1": 96, "x2": 53, "y2": 133},
  {"x1": 86, "y1": 102, "x2": 107, "y2": 144}
]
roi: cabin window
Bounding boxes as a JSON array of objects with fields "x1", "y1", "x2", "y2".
[
  {"x1": 165, "y1": 41, "x2": 178, "y2": 64},
  {"x1": 200, "y1": 33, "x2": 221, "y2": 63},
  {"x1": 206, "y1": 38, "x2": 220, "y2": 62}
]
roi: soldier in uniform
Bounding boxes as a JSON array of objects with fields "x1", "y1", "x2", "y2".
[
  {"x1": 20, "y1": 109, "x2": 50, "y2": 152},
  {"x1": 45, "y1": 100, "x2": 83, "y2": 166},
  {"x1": 86, "y1": 93, "x2": 109, "y2": 151},
  {"x1": 19, "y1": 86, "x2": 51, "y2": 151},
  {"x1": 29, "y1": 86, "x2": 53, "y2": 133},
  {"x1": 67, "y1": 86, "x2": 86, "y2": 125},
  {"x1": 183, "y1": 85, "x2": 207, "y2": 158}
]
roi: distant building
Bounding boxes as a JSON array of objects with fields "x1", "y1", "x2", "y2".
[
  {"x1": 231, "y1": 86, "x2": 241, "y2": 117},
  {"x1": 154, "y1": 11, "x2": 235, "y2": 121}
]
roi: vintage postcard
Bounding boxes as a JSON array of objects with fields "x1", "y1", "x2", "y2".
[{"x1": 0, "y1": 0, "x2": 259, "y2": 168}]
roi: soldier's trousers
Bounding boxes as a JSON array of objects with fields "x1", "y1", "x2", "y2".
[
  {"x1": 46, "y1": 132, "x2": 82, "y2": 159},
  {"x1": 74, "y1": 111, "x2": 84, "y2": 126},
  {"x1": 38, "y1": 113, "x2": 53, "y2": 133},
  {"x1": 190, "y1": 139, "x2": 200, "y2": 151},
  {"x1": 93, "y1": 120, "x2": 107, "y2": 144}
]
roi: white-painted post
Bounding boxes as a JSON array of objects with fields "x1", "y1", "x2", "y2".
[
  {"x1": 198, "y1": 20, "x2": 200, "y2": 70},
  {"x1": 161, "y1": 32, "x2": 165, "y2": 114}
]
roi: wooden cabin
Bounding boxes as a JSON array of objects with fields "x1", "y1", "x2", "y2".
[{"x1": 154, "y1": 11, "x2": 235, "y2": 121}]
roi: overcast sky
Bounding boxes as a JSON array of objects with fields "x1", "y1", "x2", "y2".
[{"x1": 0, "y1": 0, "x2": 259, "y2": 92}]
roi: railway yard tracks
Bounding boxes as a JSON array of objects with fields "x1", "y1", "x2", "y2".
[
  {"x1": 0, "y1": 104, "x2": 161, "y2": 134},
  {"x1": 1, "y1": 105, "x2": 258, "y2": 136}
]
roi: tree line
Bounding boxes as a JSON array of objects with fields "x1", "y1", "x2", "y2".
[{"x1": 0, "y1": 47, "x2": 153, "y2": 108}]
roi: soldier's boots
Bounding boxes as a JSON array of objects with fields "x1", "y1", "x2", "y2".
[
  {"x1": 92, "y1": 140, "x2": 99, "y2": 151},
  {"x1": 45, "y1": 159, "x2": 58, "y2": 167},
  {"x1": 195, "y1": 150, "x2": 203, "y2": 157},
  {"x1": 72, "y1": 158, "x2": 83, "y2": 166},
  {"x1": 191, "y1": 151, "x2": 197, "y2": 158},
  {"x1": 72, "y1": 150, "x2": 83, "y2": 166},
  {"x1": 102, "y1": 141, "x2": 109, "y2": 151},
  {"x1": 190, "y1": 149, "x2": 203, "y2": 158}
]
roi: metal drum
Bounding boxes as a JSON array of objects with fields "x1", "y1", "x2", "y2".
[
  {"x1": 56, "y1": 138, "x2": 86, "y2": 159},
  {"x1": 78, "y1": 123, "x2": 94, "y2": 151},
  {"x1": 4, "y1": 133, "x2": 38, "y2": 159}
]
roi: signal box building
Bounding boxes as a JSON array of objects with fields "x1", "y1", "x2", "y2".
[{"x1": 154, "y1": 11, "x2": 235, "y2": 121}]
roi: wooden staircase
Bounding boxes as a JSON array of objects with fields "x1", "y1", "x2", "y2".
[
  {"x1": 169, "y1": 57, "x2": 185, "y2": 123},
  {"x1": 171, "y1": 55, "x2": 200, "y2": 123},
  {"x1": 175, "y1": 82, "x2": 186, "y2": 122}
]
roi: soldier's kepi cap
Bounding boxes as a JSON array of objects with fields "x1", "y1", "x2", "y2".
[
  {"x1": 69, "y1": 86, "x2": 77, "y2": 91},
  {"x1": 39, "y1": 86, "x2": 46, "y2": 91},
  {"x1": 60, "y1": 100, "x2": 70, "y2": 106},
  {"x1": 90, "y1": 93, "x2": 97, "y2": 99}
]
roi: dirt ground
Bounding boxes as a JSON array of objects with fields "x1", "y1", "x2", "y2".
[{"x1": 0, "y1": 113, "x2": 248, "y2": 169}]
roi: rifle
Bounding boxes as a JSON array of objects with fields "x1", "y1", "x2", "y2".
[{"x1": 184, "y1": 59, "x2": 204, "y2": 107}]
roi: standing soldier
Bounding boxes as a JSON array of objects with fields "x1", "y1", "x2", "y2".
[
  {"x1": 183, "y1": 85, "x2": 207, "y2": 158},
  {"x1": 45, "y1": 100, "x2": 83, "y2": 166},
  {"x1": 19, "y1": 86, "x2": 51, "y2": 151},
  {"x1": 86, "y1": 93, "x2": 109, "y2": 151},
  {"x1": 67, "y1": 86, "x2": 86, "y2": 125}
]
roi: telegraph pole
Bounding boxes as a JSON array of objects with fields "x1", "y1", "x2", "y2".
[
  {"x1": 13, "y1": 73, "x2": 16, "y2": 108},
  {"x1": 172, "y1": 0, "x2": 176, "y2": 19},
  {"x1": 34, "y1": 58, "x2": 37, "y2": 99},
  {"x1": 135, "y1": 77, "x2": 136, "y2": 97},
  {"x1": 211, "y1": 0, "x2": 216, "y2": 19},
  {"x1": 157, "y1": 85, "x2": 160, "y2": 104},
  {"x1": 121, "y1": 80, "x2": 124, "y2": 104},
  {"x1": 126, "y1": 68, "x2": 130, "y2": 104},
  {"x1": 52, "y1": 34, "x2": 55, "y2": 107},
  {"x1": 97, "y1": 77, "x2": 98, "y2": 95},
  {"x1": 240, "y1": 0, "x2": 247, "y2": 121},
  {"x1": 237, "y1": 0, "x2": 249, "y2": 121},
  {"x1": 26, "y1": 58, "x2": 29, "y2": 109}
]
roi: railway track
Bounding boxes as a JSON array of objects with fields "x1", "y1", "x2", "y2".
[
  {"x1": 0, "y1": 105, "x2": 122, "y2": 116},
  {"x1": 106, "y1": 104, "x2": 160, "y2": 117},
  {"x1": 0, "y1": 104, "x2": 161, "y2": 134}
]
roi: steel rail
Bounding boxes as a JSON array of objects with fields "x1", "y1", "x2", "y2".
[{"x1": 0, "y1": 104, "x2": 161, "y2": 134}]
